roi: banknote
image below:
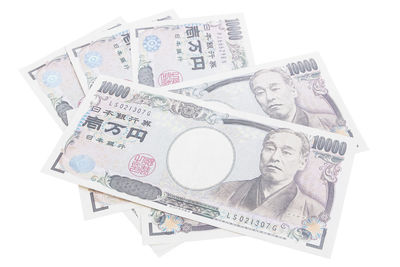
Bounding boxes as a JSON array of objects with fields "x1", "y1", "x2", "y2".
[
  {"x1": 131, "y1": 14, "x2": 254, "y2": 87},
  {"x1": 164, "y1": 53, "x2": 367, "y2": 151},
  {"x1": 78, "y1": 53, "x2": 366, "y2": 224},
  {"x1": 123, "y1": 208, "x2": 179, "y2": 256},
  {"x1": 21, "y1": 48, "x2": 85, "y2": 128},
  {"x1": 44, "y1": 75, "x2": 357, "y2": 256},
  {"x1": 66, "y1": 10, "x2": 178, "y2": 92},
  {"x1": 21, "y1": 18, "x2": 125, "y2": 129}
]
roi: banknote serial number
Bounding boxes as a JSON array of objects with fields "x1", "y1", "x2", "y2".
[
  {"x1": 226, "y1": 212, "x2": 282, "y2": 232},
  {"x1": 107, "y1": 100, "x2": 151, "y2": 116}
]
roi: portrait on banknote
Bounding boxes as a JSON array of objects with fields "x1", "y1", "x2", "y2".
[
  {"x1": 248, "y1": 68, "x2": 340, "y2": 131},
  {"x1": 171, "y1": 55, "x2": 360, "y2": 144},
  {"x1": 211, "y1": 128, "x2": 324, "y2": 226}
]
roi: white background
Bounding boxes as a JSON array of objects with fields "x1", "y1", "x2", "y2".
[{"x1": 1, "y1": 0, "x2": 398, "y2": 266}]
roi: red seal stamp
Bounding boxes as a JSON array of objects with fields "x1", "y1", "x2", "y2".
[
  {"x1": 158, "y1": 70, "x2": 183, "y2": 86},
  {"x1": 128, "y1": 153, "x2": 156, "y2": 177}
]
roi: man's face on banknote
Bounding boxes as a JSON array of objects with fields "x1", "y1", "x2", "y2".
[
  {"x1": 259, "y1": 131, "x2": 306, "y2": 184},
  {"x1": 251, "y1": 70, "x2": 297, "y2": 121}
]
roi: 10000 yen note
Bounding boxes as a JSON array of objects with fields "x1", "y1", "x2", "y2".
[
  {"x1": 131, "y1": 14, "x2": 254, "y2": 87},
  {"x1": 44, "y1": 75, "x2": 356, "y2": 256},
  {"x1": 21, "y1": 18, "x2": 125, "y2": 128},
  {"x1": 165, "y1": 53, "x2": 366, "y2": 151},
  {"x1": 77, "y1": 53, "x2": 366, "y2": 245},
  {"x1": 21, "y1": 48, "x2": 85, "y2": 128},
  {"x1": 67, "y1": 10, "x2": 178, "y2": 92}
]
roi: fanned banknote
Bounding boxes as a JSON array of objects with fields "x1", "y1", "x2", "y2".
[
  {"x1": 131, "y1": 14, "x2": 254, "y2": 87},
  {"x1": 21, "y1": 49, "x2": 85, "y2": 128},
  {"x1": 66, "y1": 10, "x2": 178, "y2": 92},
  {"x1": 164, "y1": 53, "x2": 367, "y2": 151},
  {"x1": 21, "y1": 18, "x2": 125, "y2": 128},
  {"x1": 43, "y1": 75, "x2": 357, "y2": 256},
  {"x1": 78, "y1": 53, "x2": 366, "y2": 246}
]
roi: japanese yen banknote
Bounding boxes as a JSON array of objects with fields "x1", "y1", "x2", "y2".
[
  {"x1": 165, "y1": 53, "x2": 366, "y2": 151},
  {"x1": 21, "y1": 18, "x2": 125, "y2": 128},
  {"x1": 79, "y1": 53, "x2": 366, "y2": 226},
  {"x1": 43, "y1": 75, "x2": 357, "y2": 256},
  {"x1": 131, "y1": 14, "x2": 254, "y2": 87},
  {"x1": 66, "y1": 10, "x2": 178, "y2": 92}
]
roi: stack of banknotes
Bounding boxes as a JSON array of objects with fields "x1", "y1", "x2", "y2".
[{"x1": 21, "y1": 10, "x2": 366, "y2": 257}]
